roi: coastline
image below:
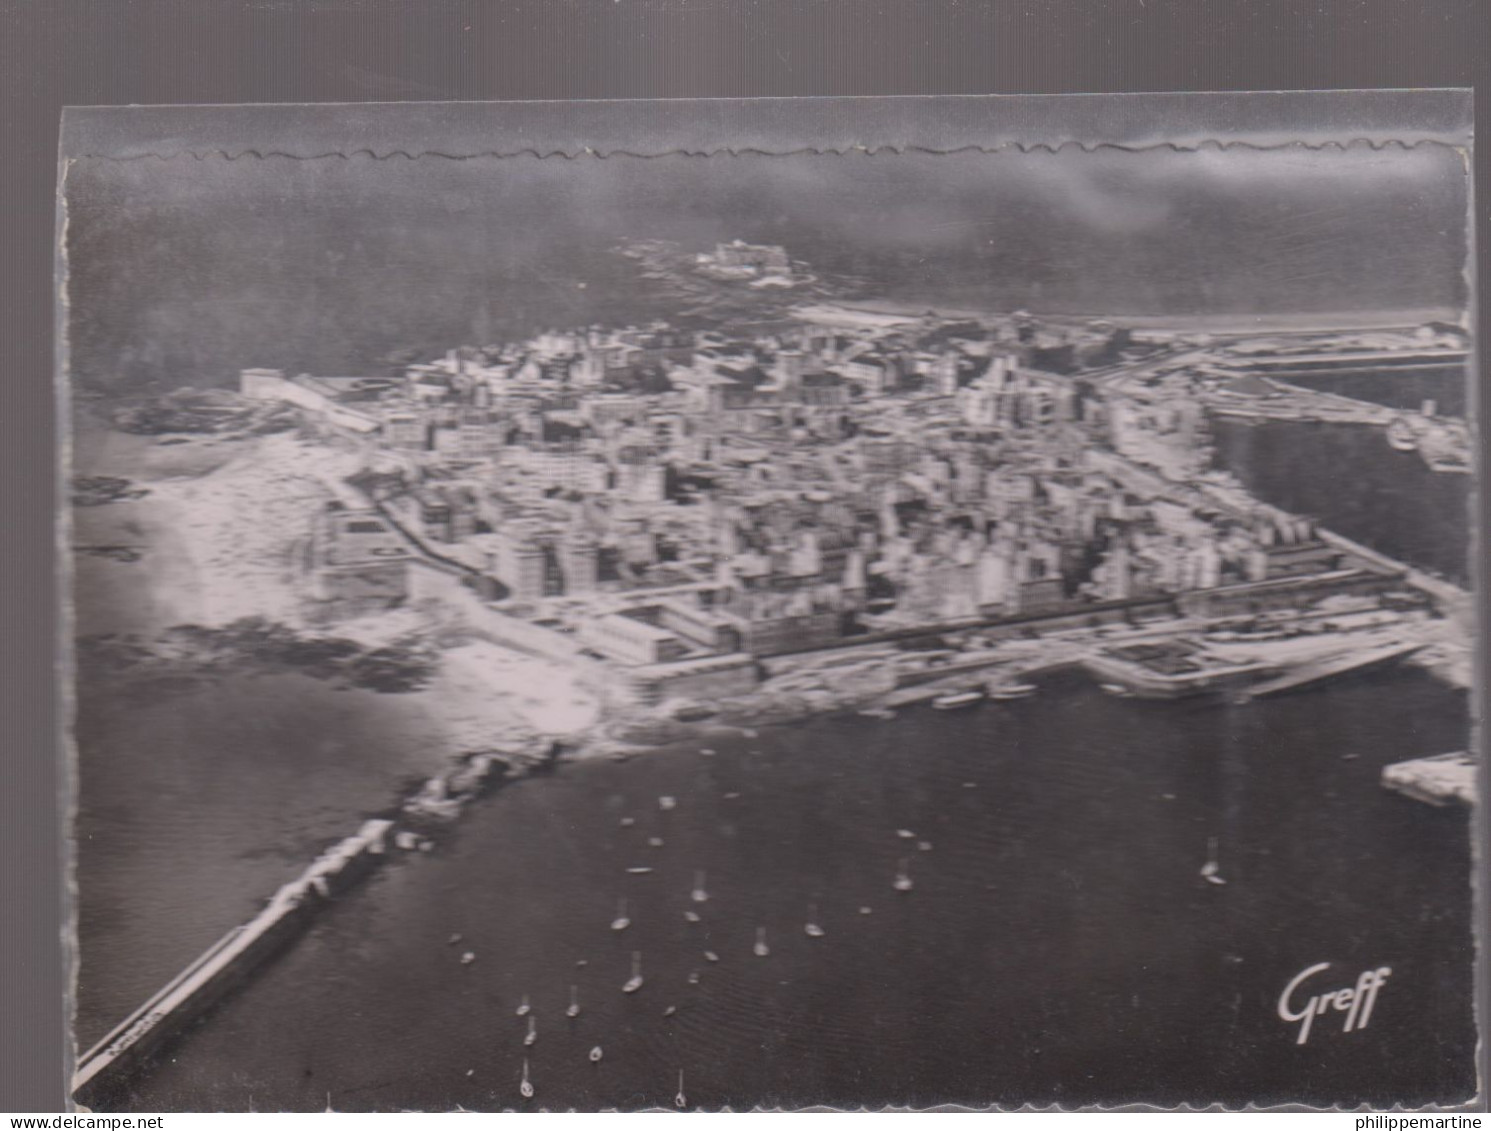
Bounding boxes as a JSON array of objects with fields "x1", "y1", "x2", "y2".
[
  {"x1": 801, "y1": 300, "x2": 1462, "y2": 334},
  {"x1": 69, "y1": 403, "x2": 1475, "y2": 1098}
]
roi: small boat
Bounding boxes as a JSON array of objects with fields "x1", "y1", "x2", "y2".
[
  {"x1": 658, "y1": 795, "x2": 678, "y2": 811},
  {"x1": 647, "y1": 837, "x2": 665, "y2": 848},
  {"x1": 1201, "y1": 837, "x2": 1228, "y2": 886},
  {"x1": 703, "y1": 950, "x2": 720, "y2": 963},
  {"x1": 893, "y1": 859, "x2": 914, "y2": 893},
  {"x1": 663, "y1": 1005, "x2": 677, "y2": 1017},
  {"x1": 691, "y1": 870, "x2": 709, "y2": 903},
  {"x1": 687, "y1": 970, "x2": 701, "y2": 985},
  {"x1": 699, "y1": 747, "x2": 716, "y2": 757},
  {"x1": 524, "y1": 1014, "x2": 537, "y2": 1047},
  {"x1": 858, "y1": 906, "x2": 873, "y2": 915},
  {"x1": 675, "y1": 1070, "x2": 687, "y2": 1109},
  {"x1": 611, "y1": 899, "x2": 631, "y2": 932},
  {"x1": 460, "y1": 951, "x2": 476, "y2": 966},
  {"x1": 1099, "y1": 682, "x2": 1135, "y2": 698},
  {"x1": 589, "y1": 1045, "x2": 603, "y2": 1063},
  {"x1": 753, "y1": 927, "x2": 770, "y2": 957},
  {"x1": 804, "y1": 905, "x2": 825, "y2": 938},
  {"x1": 619, "y1": 817, "x2": 635, "y2": 827},
  {"x1": 857, "y1": 707, "x2": 897, "y2": 720},
  {"x1": 520, "y1": 1059, "x2": 534, "y2": 1099},
  {"x1": 447, "y1": 932, "x2": 463, "y2": 945},
  {"x1": 622, "y1": 951, "x2": 645, "y2": 994},
  {"x1": 626, "y1": 867, "x2": 654, "y2": 875},
  {"x1": 916, "y1": 840, "x2": 933, "y2": 852},
  {"x1": 566, "y1": 986, "x2": 581, "y2": 1018},
  {"x1": 895, "y1": 829, "x2": 916, "y2": 839},
  {"x1": 515, "y1": 994, "x2": 531, "y2": 1017},
  {"x1": 932, "y1": 689, "x2": 984, "y2": 710},
  {"x1": 723, "y1": 791, "x2": 741, "y2": 800},
  {"x1": 989, "y1": 681, "x2": 1038, "y2": 701}
]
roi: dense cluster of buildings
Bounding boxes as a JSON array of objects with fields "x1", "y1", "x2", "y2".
[{"x1": 249, "y1": 256, "x2": 1409, "y2": 677}]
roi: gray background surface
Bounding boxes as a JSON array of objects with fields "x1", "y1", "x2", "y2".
[
  {"x1": 58, "y1": 89, "x2": 1476, "y2": 155},
  {"x1": 4, "y1": 0, "x2": 1487, "y2": 1112}
]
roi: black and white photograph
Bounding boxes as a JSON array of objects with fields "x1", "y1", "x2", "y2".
[{"x1": 60, "y1": 94, "x2": 1478, "y2": 1111}]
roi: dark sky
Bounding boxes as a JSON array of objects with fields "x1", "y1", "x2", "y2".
[{"x1": 63, "y1": 143, "x2": 1469, "y2": 391}]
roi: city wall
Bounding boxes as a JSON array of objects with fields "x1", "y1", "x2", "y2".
[{"x1": 464, "y1": 599, "x2": 589, "y2": 664}]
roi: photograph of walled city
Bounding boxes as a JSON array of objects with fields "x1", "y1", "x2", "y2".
[{"x1": 65, "y1": 116, "x2": 1476, "y2": 1111}]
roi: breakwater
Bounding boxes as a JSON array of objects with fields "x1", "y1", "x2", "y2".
[
  {"x1": 72, "y1": 819, "x2": 395, "y2": 1108},
  {"x1": 72, "y1": 749, "x2": 524, "y2": 1109}
]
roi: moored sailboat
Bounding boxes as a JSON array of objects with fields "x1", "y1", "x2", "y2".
[
  {"x1": 1201, "y1": 836, "x2": 1228, "y2": 886},
  {"x1": 622, "y1": 951, "x2": 645, "y2": 994},
  {"x1": 804, "y1": 905, "x2": 825, "y2": 938}
]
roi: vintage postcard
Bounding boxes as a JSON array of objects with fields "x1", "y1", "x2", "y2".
[{"x1": 59, "y1": 93, "x2": 1478, "y2": 1111}]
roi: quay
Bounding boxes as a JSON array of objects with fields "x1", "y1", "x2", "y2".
[
  {"x1": 1381, "y1": 752, "x2": 1477, "y2": 808},
  {"x1": 1315, "y1": 528, "x2": 1467, "y2": 616},
  {"x1": 1222, "y1": 347, "x2": 1467, "y2": 379}
]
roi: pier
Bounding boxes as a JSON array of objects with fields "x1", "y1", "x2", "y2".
[{"x1": 1240, "y1": 640, "x2": 1422, "y2": 699}]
